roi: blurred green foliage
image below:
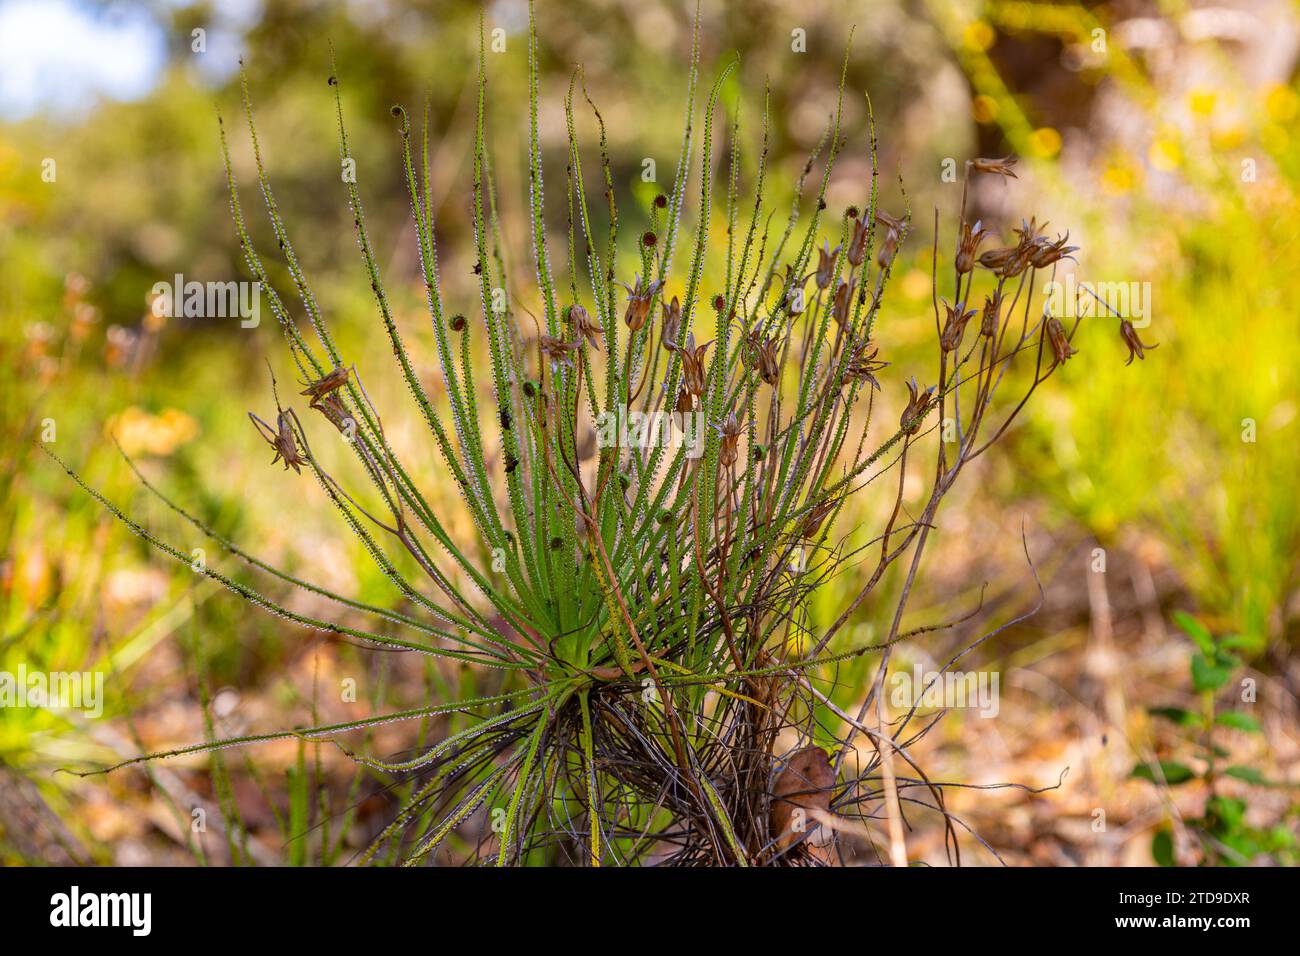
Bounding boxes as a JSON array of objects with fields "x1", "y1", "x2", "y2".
[
  {"x1": 1, "y1": 0, "x2": 1297, "y2": 863},
  {"x1": 1140, "y1": 614, "x2": 1297, "y2": 866}
]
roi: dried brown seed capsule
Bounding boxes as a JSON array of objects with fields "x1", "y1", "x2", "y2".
[
  {"x1": 847, "y1": 215, "x2": 871, "y2": 266},
  {"x1": 845, "y1": 339, "x2": 888, "y2": 391},
  {"x1": 675, "y1": 388, "x2": 694, "y2": 414},
  {"x1": 876, "y1": 228, "x2": 900, "y2": 270},
  {"x1": 939, "y1": 299, "x2": 977, "y2": 352},
  {"x1": 746, "y1": 331, "x2": 781, "y2": 387},
  {"x1": 1029, "y1": 232, "x2": 1079, "y2": 270},
  {"x1": 832, "y1": 278, "x2": 855, "y2": 327},
  {"x1": 539, "y1": 334, "x2": 580, "y2": 369},
  {"x1": 900, "y1": 376, "x2": 936, "y2": 434},
  {"x1": 620, "y1": 274, "x2": 664, "y2": 332},
  {"x1": 299, "y1": 366, "x2": 350, "y2": 403},
  {"x1": 801, "y1": 498, "x2": 838, "y2": 538},
  {"x1": 672, "y1": 332, "x2": 712, "y2": 397},
  {"x1": 1016, "y1": 215, "x2": 1044, "y2": 237},
  {"x1": 875, "y1": 209, "x2": 904, "y2": 233},
  {"x1": 1013, "y1": 216, "x2": 1047, "y2": 258},
  {"x1": 1119, "y1": 319, "x2": 1158, "y2": 365},
  {"x1": 955, "y1": 219, "x2": 992, "y2": 274},
  {"x1": 660, "y1": 296, "x2": 682, "y2": 350},
  {"x1": 566, "y1": 303, "x2": 603, "y2": 350},
  {"x1": 311, "y1": 392, "x2": 349, "y2": 429},
  {"x1": 1045, "y1": 317, "x2": 1078, "y2": 366},
  {"x1": 970, "y1": 155, "x2": 1018, "y2": 178},
  {"x1": 717, "y1": 411, "x2": 742, "y2": 469},
  {"x1": 249, "y1": 408, "x2": 307, "y2": 474},
  {"x1": 815, "y1": 241, "x2": 841, "y2": 289},
  {"x1": 980, "y1": 291, "x2": 1002, "y2": 337},
  {"x1": 978, "y1": 245, "x2": 1029, "y2": 278}
]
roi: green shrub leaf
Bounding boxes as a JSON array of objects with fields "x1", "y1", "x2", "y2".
[
  {"x1": 1214, "y1": 711, "x2": 1262, "y2": 733},
  {"x1": 1151, "y1": 829, "x2": 1175, "y2": 867},
  {"x1": 1223, "y1": 765, "x2": 1270, "y2": 785},
  {"x1": 1191, "y1": 652, "x2": 1232, "y2": 692},
  {"x1": 1218, "y1": 633, "x2": 1266, "y2": 654},
  {"x1": 1131, "y1": 761, "x2": 1196, "y2": 785},
  {"x1": 1149, "y1": 706, "x2": 1202, "y2": 727},
  {"x1": 1173, "y1": 611, "x2": 1215, "y2": 654}
]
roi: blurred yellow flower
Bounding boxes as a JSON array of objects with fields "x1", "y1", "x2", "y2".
[
  {"x1": 1101, "y1": 163, "x2": 1136, "y2": 195},
  {"x1": 1264, "y1": 84, "x2": 1298, "y2": 123},
  {"x1": 900, "y1": 268, "x2": 930, "y2": 300},
  {"x1": 1091, "y1": 506, "x2": 1119, "y2": 538},
  {"x1": 1261, "y1": 123, "x2": 1290, "y2": 153},
  {"x1": 1148, "y1": 138, "x2": 1182, "y2": 171},
  {"x1": 971, "y1": 94, "x2": 999, "y2": 124},
  {"x1": 963, "y1": 21, "x2": 995, "y2": 52},
  {"x1": 1028, "y1": 127, "x2": 1061, "y2": 158},
  {"x1": 107, "y1": 406, "x2": 200, "y2": 457},
  {"x1": 1210, "y1": 126, "x2": 1246, "y2": 151},
  {"x1": 1188, "y1": 88, "x2": 1216, "y2": 117}
]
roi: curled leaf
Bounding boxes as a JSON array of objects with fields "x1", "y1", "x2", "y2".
[{"x1": 770, "y1": 745, "x2": 835, "y2": 852}]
